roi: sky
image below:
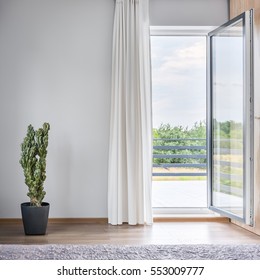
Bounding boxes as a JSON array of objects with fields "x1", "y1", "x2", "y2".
[
  {"x1": 151, "y1": 36, "x2": 207, "y2": 129},
  {"x1": 151, "y1": 32, "x2": 243, "y2": 129},
  {"x1": 212, "y1": 35, "x2": 243, "y2": 125}
]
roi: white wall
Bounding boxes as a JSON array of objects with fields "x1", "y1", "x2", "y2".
[
  {"x1": 0, "y1": 0, "x2": 114, "y2": 218},
  {"x1": 0, "y1": 0, "x2": 229, "y2": 218},
  {"x1": 150, "y1": 0, "x2": 229, "y2": 26}
]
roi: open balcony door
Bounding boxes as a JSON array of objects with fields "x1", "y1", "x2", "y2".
[{"x1": 207, "y1": 10, "x2": 254, "y2": 225}]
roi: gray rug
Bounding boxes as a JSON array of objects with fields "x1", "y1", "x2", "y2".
[{"x1": 1, "y1": 244, "x2": 260, "y2": 260}]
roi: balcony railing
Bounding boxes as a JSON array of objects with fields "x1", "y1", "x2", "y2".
[
  {"x1": 153, "y1": 138, "x2": 207, "y2": 177},
  {"x1": 153, "y1": 137, "x2": 243, "y2": 197}
]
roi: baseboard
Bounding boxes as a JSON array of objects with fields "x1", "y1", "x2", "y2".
[
  {"x1": 0, "y1": 218, "x2": 22, "y2": 224},
  {"x1": 0, "y1": 216, "x2": 229, "y2": 224},
  {"x1": 48, "y1": 218, "x2": 108, "y2": 224},
  {"x1": 0, "y1": 218, "x2": 108, "y2": 224}
]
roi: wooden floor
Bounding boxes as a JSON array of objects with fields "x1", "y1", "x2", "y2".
[{"x1": 1, "y1": 220, "x2": 260, "y2": 245}]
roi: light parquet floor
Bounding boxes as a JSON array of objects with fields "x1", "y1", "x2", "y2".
[{"x1": 1, "y1": 220, "x2": 260, "y2": 245}]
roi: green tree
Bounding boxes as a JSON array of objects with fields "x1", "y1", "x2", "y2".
[{"x1": 153, "y1": 121, "x2": 206, "y2": 165}]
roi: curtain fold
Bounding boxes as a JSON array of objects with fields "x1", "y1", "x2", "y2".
[{"x1": 108, "y1": 0, "x2": 153, "y2": 225}]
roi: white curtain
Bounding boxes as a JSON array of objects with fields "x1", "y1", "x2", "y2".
[{"x1": 108, "y1": 0, "x2": 153, "y2": 225}]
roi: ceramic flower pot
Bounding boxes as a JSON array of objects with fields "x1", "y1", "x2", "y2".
[{"x1": 21, "y1": 202, "x2": 50, "y2": 235}]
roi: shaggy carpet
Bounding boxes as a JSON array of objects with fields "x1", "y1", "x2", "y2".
[{"x1": 1, "y1": 244, "x2": 260, "y2": 260}]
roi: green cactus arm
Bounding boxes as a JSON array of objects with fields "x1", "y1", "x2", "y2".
[{"x1": 19, "y1": 123, "x2": 50, "y2": 207}]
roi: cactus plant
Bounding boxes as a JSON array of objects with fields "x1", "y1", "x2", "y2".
[{"x1": 19, "y1": 123, "x2": 50, "y2": 207}]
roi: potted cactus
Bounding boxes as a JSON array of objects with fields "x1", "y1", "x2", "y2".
[{"x1": 19, "y1": 122, "x2": 50, "y2": 235}]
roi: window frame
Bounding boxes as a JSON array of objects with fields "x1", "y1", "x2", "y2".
[{"x1": 150, "y1": 26, "x2": 214, "y2": 215}]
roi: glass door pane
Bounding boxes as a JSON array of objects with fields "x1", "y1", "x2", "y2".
[{"x1": 208, "y1": 11, "x2": 253, "y2": 224}]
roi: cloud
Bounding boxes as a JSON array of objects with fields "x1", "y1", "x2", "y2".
[
  {"x1": 152, "y1": 37, "x2": 206, "y2": 86},
  {"x1": 151, "y1": 36, "x2": 206, "y2": 128},
  {"x1": 161, "y1": 41, "x2": 205, "y2": 71}
]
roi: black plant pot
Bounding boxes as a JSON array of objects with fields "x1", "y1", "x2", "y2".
[{"x1": 21, "y1": 202, "x2": 50, "y2": 235}]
